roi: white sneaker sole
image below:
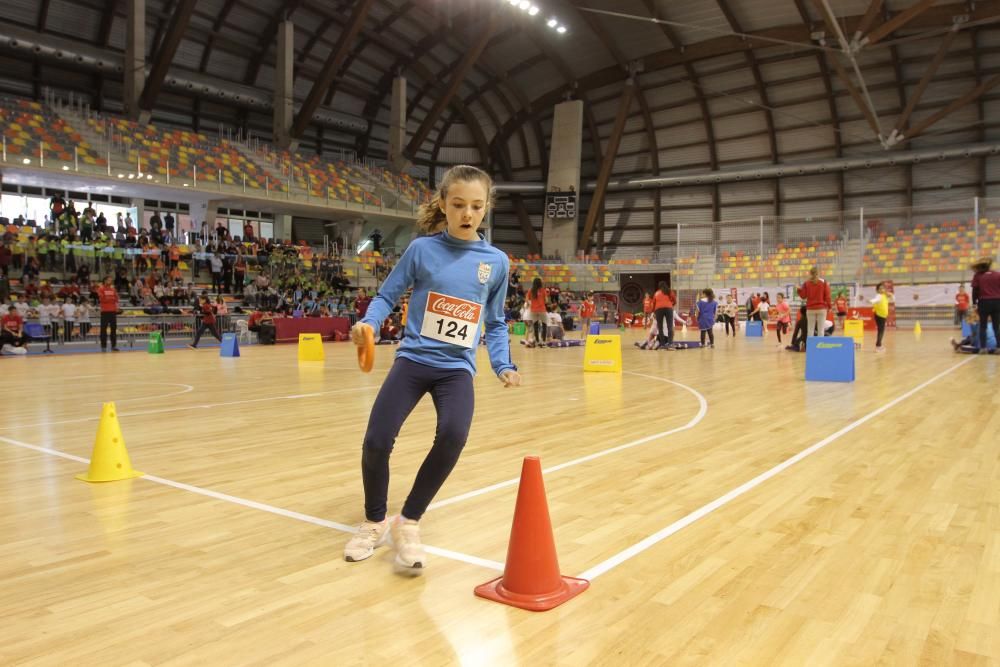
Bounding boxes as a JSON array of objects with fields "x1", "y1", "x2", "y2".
[
  {"x1": 387, "y1": 519, "x2": 426, "y2": 576},
  {"x1": 393, "y1": 554, "x2": 425, "y2": 576},
  {"x1": 344, "y1": 525, "x2": 389, "y2": 562}
]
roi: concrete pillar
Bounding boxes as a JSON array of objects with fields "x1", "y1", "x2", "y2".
[
  {"x1": 274, "y1": 21, "x2": 296, "y2": 150},
  {"x1": 124, "y1": 0, "x2": 147, "y2": 123},
  {"x1": 272, "y1": 214, "x2": 292, "y2": 243},
  {"x1": 543, "y1": 100, "x2": 583, "y2": 260},
  {"x1": 388, "y1": 76, "x2": 408, "y2": 171},
  {"x1": 131, "y1": 198, "x2": 146, "y2": 233}
]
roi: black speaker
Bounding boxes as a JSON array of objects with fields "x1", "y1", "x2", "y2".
[{"x1": 617, "y1": 272, "x2": 671, "y2": 312}]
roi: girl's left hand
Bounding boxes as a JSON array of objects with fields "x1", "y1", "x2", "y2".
[{"x1": 499, "y1": 370, "x2": 521, "y2": 388}]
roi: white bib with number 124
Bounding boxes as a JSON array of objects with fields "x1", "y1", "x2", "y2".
[{"x1": 420, "y1": 291, "x2": 482, "y2": 349}]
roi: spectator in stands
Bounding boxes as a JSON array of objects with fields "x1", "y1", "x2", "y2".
[
  {"x1": 164, "y1": 211, "x2": 174, "y2": 236},
  {"x1": 233, "y1": 250, "x2": 246, "y2": 296},
  {"x1": 354, "y1": 288, "x2": 372, "y2": 319},
  {"x1": 210, "y1": 252, "x2": 224, "y2": 294},
  {"x1": 49, "y1": 193, "x2": 66, "y2": 220},
  {"x1": 798, "y1": 266, "x2": 831, "y2": 341},
  {"x1": 37, "y1": 296, "x2": 60, "y2": 341},
  {"x1": 971, "y1": 258, "x2": 1000, "y2": 354},
  {"x1": 61, "y1": 297, "x2": 77, "y2": 342},
  {"x1": 0, "y1": 242, "x2": 10, "y2": 277},
  {"x1": 76, "y1": 300, "x2": 92, "y2": 340},
  {"x1": 1, "y1": 305, "x2": 28, "y2": 352},
  {"x1": 97, "y1": 275, "x2": 120, "y2": 352}
]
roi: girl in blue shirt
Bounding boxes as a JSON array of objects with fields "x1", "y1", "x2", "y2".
[
  {"x1": 344, "y1": 165, "x2": 521, "y2": 574},
  {"x1": 696, "y1": 288, "x2": 718, "y2": 348}
]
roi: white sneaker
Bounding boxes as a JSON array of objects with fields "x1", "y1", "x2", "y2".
[
  {"x1": 344, "y1": 519, "x2": 389, "y2": 562},
  {"x1": 389, "y1": 515, "x2": 426, "y2": 575}
]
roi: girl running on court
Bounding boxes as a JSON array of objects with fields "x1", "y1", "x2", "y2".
[
  {"x1": 773, "y1": 292, "x2": 791, "y2": 346},
  {"x1": 870, "y1": 281, "x2": 894, "y2": 352},
  {"x1": 695, "y1": 288, "x2": 717, "y2": 348},
  {"x1": 345, "y1": 165, "x2": 520, "y2": 574},
  {"x1": 578, "y1": 291, "x2": 596, "y2": 338},
  {"x1": 722, "y1": 295, "x2": 738, "y2": 336},
  {"x1": 526, "y1": 277, "x2": 549, "y2": 348},
  {"x1": 752, "y1": 292, "x2": 770, "y2": 338}
]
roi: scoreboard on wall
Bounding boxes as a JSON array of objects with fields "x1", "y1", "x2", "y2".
[{"x1": 545, "y1": 189, "x2": 577, "y2": 220}]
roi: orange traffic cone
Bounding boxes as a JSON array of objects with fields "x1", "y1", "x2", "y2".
[
  {"x1": 474, "y1": 456, "x2": 589, "y2": 611},
  {"x1": 76, "y1": 402, "x2": 143, "y2": 483}
]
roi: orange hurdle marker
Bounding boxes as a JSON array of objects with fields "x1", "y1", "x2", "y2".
[
  {"x1": 474, "y1": 456, "x2": 589, "y2": 611},
  {"x1": 357, "y1": 325, "x2": 375, "y2": 373}
]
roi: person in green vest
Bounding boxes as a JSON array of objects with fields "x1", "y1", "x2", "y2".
[
  {"x1": 93, "y1": 237, "x2": 107, "y2": 274},
  {"x1": 36, "y1": 236, "x2": 50, "y2": 271},
  {"x1": 81, "y1": 211, "x2": 94, "y2": 243}
]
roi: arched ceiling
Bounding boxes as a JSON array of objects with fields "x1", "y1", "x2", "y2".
[{"x1": 3, "y1": 0, "x2": 1000, "y2": 187}]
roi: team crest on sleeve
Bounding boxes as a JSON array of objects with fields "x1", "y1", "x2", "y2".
[{"x1": 477, "y1": 262, "x2": 492, "y2": 284}]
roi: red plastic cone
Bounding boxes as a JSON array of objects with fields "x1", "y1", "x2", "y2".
[{"x1": 474, "y1": 456, "x2": 589, "y2": 611}]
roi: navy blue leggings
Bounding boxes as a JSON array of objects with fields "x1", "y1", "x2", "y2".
[{"x1": 361, "y1": 357, "x2": 475, "y2": 522}]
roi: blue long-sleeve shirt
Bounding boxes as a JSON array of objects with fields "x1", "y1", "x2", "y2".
[{"x1": 361, "y1": 231, "x2": 516, "y2": 377}]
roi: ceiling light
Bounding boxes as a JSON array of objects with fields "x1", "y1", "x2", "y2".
[
  {"x1": 62, "y1": 165, "x2": 69, "y2": 170},
  {"x1": 507, "y1": 0, "x2": 518, "y2": 4},
  {"x1": 518, "y1": 0, "x2": 529, "y2": 9},
  {"x1": 22, "y1": 158, "x2": 30, "y2": 164},
  {"x1": 117, "y1": 173, "x2": 124, "y2": 178},
  {"x1": 556, "y1": 25, "x2": 566, "y2": 33},
  {"x1": 528, "y1": 5, "x2": 539, "y2": 15},
  {"x1": 128, "y1": 174, "x2": 135, "y2": 179},
  {"x1": 547, "y1": 18, "x2": 557, "y2": 27},
  {"x1": 147, "y1": 175, "x2": 153, "y2": 180}
]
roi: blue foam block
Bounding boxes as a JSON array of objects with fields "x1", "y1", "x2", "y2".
[
  {"x1": 220, "y1": 332, "x2": 240, "y2": 357},
  {"x1": 745, "y1": 321, "x2": 763, "y2": 337},
  {"x1": 805, "y1": 336, "x2": 855, "y2": 382}
]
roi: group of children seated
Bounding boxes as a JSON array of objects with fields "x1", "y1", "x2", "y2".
[{"x1": 951, "y1": 309, "x2": 998, "y2": 354}]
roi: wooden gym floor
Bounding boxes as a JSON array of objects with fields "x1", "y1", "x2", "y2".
[{"x1": 1, "y1": 327, "x2": 998, "y2": 665}]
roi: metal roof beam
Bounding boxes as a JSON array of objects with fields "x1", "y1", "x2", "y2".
[
  {"x1": 892, "y1": 27, "x2": 957, "y2": 136},
  {"x1": 903, "y1": 73, "x2": 1000, "y2": 142},
  {"x1": 580, "y1": 80, "x2": 634, "y2": 252},
  {"x1": 404, "y1": 12, "x2": 498, "y2": 161},
  {"x1": 853, "y1": 0, "x2": 884, "y2": 44},
  {"x1": 138, "y1": 0, "x2": 197, "y2": 113},
  {"x1": 862, "y1": 0, "x2": 938, "y2": 47},
  {"x1": 288, "y1": 0, "x2": 374, "y2": 141},
  {"x1": 715, "y1": 0, "x2": 778, "y2": 163}
]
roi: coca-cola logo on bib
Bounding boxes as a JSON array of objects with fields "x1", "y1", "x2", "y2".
[{"x1": 427, "y1": 291, "x2": 481, "y2": 322}]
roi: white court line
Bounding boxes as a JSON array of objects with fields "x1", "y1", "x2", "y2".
[
  {"x1": 426, "y1": 371, "x2": 709, "y2": 511},
  {"x1": 0, "y1": 434, "x2": 504, "y2": 573},
  {"x1": 0, "y1": 386, "x2": 362, "y2": 431},
  {"x1": 576, "y1": 355, "x2": 978, "y2": 581}
]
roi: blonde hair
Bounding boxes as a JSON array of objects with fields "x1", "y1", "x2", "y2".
[{"x1": 416, "y1": 165, "x2": 494, "y2": 234}]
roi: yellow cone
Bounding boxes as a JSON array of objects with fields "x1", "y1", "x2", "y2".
[
  {"x1": 914, "y1": 321, "x2": 922, "y2": 337},
  {"x1": 76, "y1": 402, "x2": 143, "y2": 483}
]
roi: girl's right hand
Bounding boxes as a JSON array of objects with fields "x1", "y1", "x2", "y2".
[{"x1": 351, "y1": 322, "x2": 374, "y2": 346}]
